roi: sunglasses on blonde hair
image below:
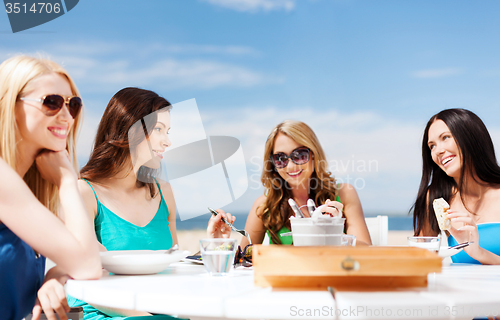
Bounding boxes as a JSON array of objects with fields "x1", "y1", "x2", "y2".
[{"x1": 20, "y1": 94, "x2": 82, "y2": 119}]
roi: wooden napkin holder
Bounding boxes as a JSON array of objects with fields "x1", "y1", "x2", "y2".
[{"x1": 253, "y1": 245, "x2": 442, "y2": 290}]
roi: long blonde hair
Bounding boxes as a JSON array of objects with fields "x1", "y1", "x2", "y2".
[
  {"x1": 0, "y1": 55, "x2": 83, "y2": 215},
  {"x1": 260, "y1": 120, "x2": 337, "y2": 244}
]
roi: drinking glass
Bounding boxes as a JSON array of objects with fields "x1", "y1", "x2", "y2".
[
  {"x1": 341, "y1": 234, "x2": 357, "y2": 246},
  {"x1": 199, "y1": 238, "x2": 237, "y2": 276},
  {"x1": 407, "y1": 236, "x2": 440, "y2": 252}
]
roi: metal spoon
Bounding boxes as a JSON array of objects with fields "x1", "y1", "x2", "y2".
[
  {"x1": 165, "y1": 244, "x2": 179, "y2": 254},
  {"x1": 288, "y1": 199, "x2": 305, "y2": 218}
]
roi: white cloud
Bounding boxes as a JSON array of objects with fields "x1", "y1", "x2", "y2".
[
  {"x1": 202, "y1": 0, "x2": 295, "y2": 12},
  {"x1": 66, "y1": 58, "x2": 282, "y2": 90},
  {"x1": 3, "y1": 42, "x2": 275, "y2": 91},
  {"x1": 76, "y1": 108, "x2": 102, "y2": 166},
  {"x1": 411, "y1": 68, "x2": 463, "y2": 79},
  {"x1": 32, "y1": 42, "x2": 281, "y2": 91}
]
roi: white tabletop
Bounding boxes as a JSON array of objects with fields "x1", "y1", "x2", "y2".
[{"x1": 66, "y1": 263, "x2": 500, "y2": 320}]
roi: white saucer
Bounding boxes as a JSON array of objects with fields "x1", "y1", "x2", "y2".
[{"x1": 100, "y1": 250, "x2": 189, "y2": 275}]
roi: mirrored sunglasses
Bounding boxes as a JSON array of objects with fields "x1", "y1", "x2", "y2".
[
  {"x1": 271, "y1": 147, "x2": 311, "y2": 169},
  {"x1": 20, "y1": 94, "x2": 82, "y2": 119}
]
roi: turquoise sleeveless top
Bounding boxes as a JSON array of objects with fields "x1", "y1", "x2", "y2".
[
  {"x1": 448, "y1": 223, "x2": 500, "y2": 264},
  {"x1": 68, "y1": 179, "x2": 176, "y2": 320},
  {"x1": 267, "y1": 194, "x2": 342, "y2": 245},
  {"x1": 88, "y1": 180, "x2": 173, "y2": 251}
]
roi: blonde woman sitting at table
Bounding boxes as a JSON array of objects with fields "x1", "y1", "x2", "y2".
[
  {"x1": 67, "y1": 87, "x2": 232, "y2": 320},
  {"x1": 0, "y1": 55, "x2": 101, "y2": 320},
  {"x1": 413, "y1": 108, "x2": 500, "y2": 265},
  {"x1": 240, "y1": 120, "x2": 371, "y2": 247}
]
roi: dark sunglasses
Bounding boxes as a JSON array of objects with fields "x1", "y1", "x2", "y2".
[
  {"x1": 20, "y1": 94, "x2": 82, "y2": 119},
  {"x1": 234, "y1": 244, "x2": 253, "y2": 267},
  {"x1": 271, "y1": 147, "x2": 311, "y2": 169}
]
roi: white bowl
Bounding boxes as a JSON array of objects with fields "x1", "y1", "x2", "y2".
[{"x1": 100, "y1": 250, "x2": 189, "y2": 275}]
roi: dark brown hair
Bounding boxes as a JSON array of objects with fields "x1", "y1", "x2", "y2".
[
  {"x1": 81, "y1": 87, "x2": 171, "y2": 197},
  {"x1": 412, "y1": 108, "x2": 500, "y2": 235}
]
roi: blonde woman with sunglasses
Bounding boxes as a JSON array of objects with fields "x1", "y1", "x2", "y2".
[
  {"x1": 0, "y1": 56, "x2": 101, "y2": 320},
  {"x1": 240, "y1": 120, "x2": 371, "y2": 247}
]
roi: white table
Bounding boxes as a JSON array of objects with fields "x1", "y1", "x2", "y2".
[{"x1": 66, "y1": 263, "x2": 500, "y2": 320}]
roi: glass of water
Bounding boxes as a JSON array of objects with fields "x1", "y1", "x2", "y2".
[
  {"x1": 408, "y1": 236, "x2": 440, "y2": 252},
  {"x1": 199, "y1": 238, "x2": 237, "y2": 276}
]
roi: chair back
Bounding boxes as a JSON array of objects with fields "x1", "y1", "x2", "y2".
[{"x1": 365, "y1": 215, "x2": 389, "y2": 246}]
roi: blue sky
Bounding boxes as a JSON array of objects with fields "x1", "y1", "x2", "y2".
[{"x1": 2, "y1": 0, "x2": 500, "y2": 216}]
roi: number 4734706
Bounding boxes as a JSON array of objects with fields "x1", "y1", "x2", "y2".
[{"x1": 5, "y1": 3, "x2": 61, "y2": 14}]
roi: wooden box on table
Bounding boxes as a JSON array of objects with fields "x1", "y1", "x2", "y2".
[{"x1": 252, "y1": 246, "x2": 442, "y2": 290}]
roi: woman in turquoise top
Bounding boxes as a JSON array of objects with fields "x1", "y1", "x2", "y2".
[
  {"x1": 68, "y1": 88, "x2": 233, "y2": 319},
  {"x1": 413, "y1": 109, "x2": 500, "y2": 265},
  {"x1": 240, "y1": 120, "x2": 371, "y2": 247}
]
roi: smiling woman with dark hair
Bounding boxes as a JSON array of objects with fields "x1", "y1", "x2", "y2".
[
  {"x1": 413, "y1": 108, "x2": 500, "y2": 264},
  {"x1": 67, "y1": 87, "x2": 233, "y2": 320}
]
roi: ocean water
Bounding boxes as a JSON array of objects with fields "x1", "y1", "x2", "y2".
[{"x1": 176, "y1": 213, "x2": 414, "y2": 231}]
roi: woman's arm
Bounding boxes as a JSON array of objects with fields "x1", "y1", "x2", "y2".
[
  {"x1": 0, "y1": 154, "x2": 101, "y2": 279},
  {"x1": 337, "y1": 183, "x2": 372, "y2": 245},
  {"x1": 240, "y1": 195, "x2": 268, "y2": 247},
  {"x1": 160, "y1": 182, "x2": 178, "y2": 246},
  {"x1": 447, "y1": 210, "x2": 500, "y2": 265}
]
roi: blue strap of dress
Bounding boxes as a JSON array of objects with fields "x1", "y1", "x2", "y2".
[
  {"x1": 82, "y1": 179, "x2": 100, "y2": 204},
  {"x1": 153, "y1": 177, "x2": 165, "y2": 201}
]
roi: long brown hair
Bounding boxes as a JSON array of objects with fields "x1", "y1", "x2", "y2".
[
  {"x1": 81, "y1": 87, "x2": 171, "y2": 197},
  {"x1": 0, "y1": 55, "x2": 82, "y2": 215},
  {"x1": 260, "y1": 120, "x2": 337, "y2": 244},
  {"x1": 412, "y1": 108, "x2": 500, "y2": 236}
]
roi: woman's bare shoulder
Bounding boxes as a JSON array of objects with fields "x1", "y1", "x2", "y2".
[
  {"x1": 158, "y1": 180, "x2": 173, "y2": 192},
  {"x1": 77, "y1": 179, "x2": 98, "y2": 216},
  {"x1": 251, "y1": 194, "x2": 267, "y2": 209},
  {"x1": 337, "y1": 183, "x2": 359, "y2": 199},
  {"x1": 77, "y1": 179, "x2": 95, "y2": 198}
]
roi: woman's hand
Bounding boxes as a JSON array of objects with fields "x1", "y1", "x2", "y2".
[
  {"x1": 32, "y1": 267, "x2": 70, "y2": 320},
  {"x1": 315, "y1": 199, "x2": 344, "y2": 217},
  {"x1": 36, "y1": 150, "x2": 77, "y2": 188},
  {"x1": 446, "y1": 210, "x2": 480, "y2": 257},
  {"x1": 207, "y1": 209, "x2": 235, "y2": 238}
]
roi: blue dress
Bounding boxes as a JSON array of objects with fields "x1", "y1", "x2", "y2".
[
  {"x1": 448, "y1": 223, "x2": 500, "y2": 264},
  {"x1": 67, "y1": 180, "x2": 177, "y2": 320},
  {"x1": 0, "y1": 223, "x2": 46, "y2": 320}
]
